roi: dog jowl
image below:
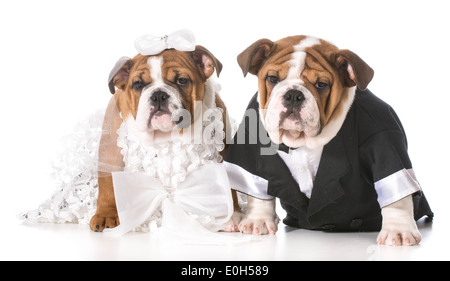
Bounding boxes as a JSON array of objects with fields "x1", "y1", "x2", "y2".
[{"x1": 225, "y1": 35, "x2": 433, "y2": 245}]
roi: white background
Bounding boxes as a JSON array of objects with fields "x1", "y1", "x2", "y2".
[{"x1": 1, "y1": 0, "x2": 449, "y2": 260}]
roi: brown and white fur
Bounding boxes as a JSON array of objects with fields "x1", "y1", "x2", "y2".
[
  {"x1": 235, "y1": 35, "x2": 421, "y2": 246},
  {"x1": 90, "y1": 46, "x2": 241, "y2": 232}
]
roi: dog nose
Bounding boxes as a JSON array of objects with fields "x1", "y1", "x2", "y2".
[
  {"x1": 283, "y1": 89, "x2": 305, "y2": 106},
  {"x1": 150, "y1": 91, "x2": 170, "y2": 108}
]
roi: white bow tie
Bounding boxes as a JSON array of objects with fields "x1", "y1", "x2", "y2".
[
  {"x1": 135, "y1": 29, "x2": 196, "y2": 56},
  {"x1": 105, "y1": 163, "x2": 235, "y2": 243}
]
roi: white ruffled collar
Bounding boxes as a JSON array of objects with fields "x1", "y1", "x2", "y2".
[{"x1": 117, "y1": 106, "x2": 225, "y2": 189}]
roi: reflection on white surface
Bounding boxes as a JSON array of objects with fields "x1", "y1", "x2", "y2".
[
  {"x1": 2, "y1": 179, "x2": 448, "y2": 261},
  {"x1": 0, "y1": 212, "x2": 445, "y2": 261},
  {"x1": 1, "y1": 0, "x2": 449, "y2": 262}
]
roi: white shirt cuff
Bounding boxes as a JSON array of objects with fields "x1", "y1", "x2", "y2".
[
  {"x1": 223, "y1": 161, "x2": 273, "y2": 200},
  {"x1": 375, "y1": 168, "x2": 421, "y2": 207}
]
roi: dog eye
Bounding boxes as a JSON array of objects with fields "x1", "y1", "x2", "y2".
[
  {"x1": 132, "y1": 80, "x2": 146, "y2": 92},
  {"x1": 315, "y1": 81, "x2": 329, "y2": 90},
  {"x1": 267, "y1": 76, "x2": 280, "y2": 85},
  {"x1": 176, "y1": 77, "x2": 190, "y2": 87}
]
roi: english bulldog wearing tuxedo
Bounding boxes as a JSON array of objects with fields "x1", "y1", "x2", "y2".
[{"x1": 225, "y1": 35, "x2": 433, "y2": 246}]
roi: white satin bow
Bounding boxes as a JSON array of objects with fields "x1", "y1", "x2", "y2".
[
  {"x1": 106, "y1": 163, "x2": 233, "y2": 240},
  {"x1": 134, "y1": 29, "x2": 196, "y2": 56}
]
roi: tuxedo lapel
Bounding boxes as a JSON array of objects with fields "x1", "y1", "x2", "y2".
[
  {"x1": 227, "y1": 90, "x2": 433, "y2": 231},
  {"x1": 258, "y1": 113, "x2": 350, "y2": 218},
  {"x1": 263, "y1": 133, "x2": 350, "y2": 221},
  {"x1": 307, "y1": 132, "x2": 349, "y2": 218},
  {"x1": 228, "y1": 92, "x2": 350, "y2": 221},
  {"x1": 247, "y1": 103, "x2": 310, "y2": 213},
  {"x1": 262, "y1": 150, "x2": 310, "y2": 214}
]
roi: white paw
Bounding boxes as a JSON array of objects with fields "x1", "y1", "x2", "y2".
[
  {"x1": 377, "y1": 223, "x2": 422, "y2": 246},
  {"x1": 221, "y1": 211, "x2": 243, "y2": 232},
  {"x1": 378, "y1": 195, "x2": 422, "y2": 246},
  {"x1": 239, "y1": 214, "x2": 280, "y2": 235}
]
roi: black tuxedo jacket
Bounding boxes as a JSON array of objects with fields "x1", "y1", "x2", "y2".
[{"x1": 225, "y1": 89, "x2": 433, "y2": 232}]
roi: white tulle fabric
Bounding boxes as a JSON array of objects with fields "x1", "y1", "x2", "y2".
[
  {"x1": 19, "y1": 105, "x2": 239, "y2": 241},
  {"x1": 105, "y1": 114, "x2": 234, "y2": 235},
  {"x1": 18, "y1": 111, "x2": 104, "y2": 224},
  {"x1": 116, "y1": 115, "x2": 225, "y2": 190}
]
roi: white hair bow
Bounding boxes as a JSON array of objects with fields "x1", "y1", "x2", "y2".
[
  {"x1": 105, "y1": 163, "x2": 243, "y2": 244},
  {"x1": 135, "y1": 29, "x2": 196, "y2": 56}
]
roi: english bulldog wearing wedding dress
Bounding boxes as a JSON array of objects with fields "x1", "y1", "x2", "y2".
[{"x1": 20, "y1": 30, "x2": 240, "y2": 240}]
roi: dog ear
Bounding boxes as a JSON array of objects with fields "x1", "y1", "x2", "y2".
[
  {"x1": 191, "y1": 45, "x2": 223, "y2": 79},
  {"x1": 237, "y1": 39, "x2": 275, "y2": 77},
  {"x1": 335, "y1": 49, "x2": 374, "y2": 90},
  {"x1": 108, "y1": 56, "x2": 132, "y2": 94}
]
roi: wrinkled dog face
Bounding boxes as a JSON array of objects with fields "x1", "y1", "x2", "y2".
[
  {"x1": 263, "y1": 37, "x2": 323, "y2": 144},
  {"x1": 133, "y1": 55, "x2": 186, "y2": 133},
  {"x1": 109, "y1": 47, "x2": 222, "y2": 134},
  {"x1": 238, "y1": 35, "x2": 374, "y2": 148}
]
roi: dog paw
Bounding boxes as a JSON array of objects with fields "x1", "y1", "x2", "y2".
[
  {"x1": 221, "y1": 211, "x2": 243, "y2": 232},
  {"x1": 89, "y1": 213, "x2": 120, "y2": 232},
  {"x1": 377, "y1": 226, "x2": 422, "y2": 246},
  {"x1": 378, "y1": 196, "x2": 422, "y2": 246},
  {"x1": 238, "y1": 214, "x2": 280, "y2": 235}
]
